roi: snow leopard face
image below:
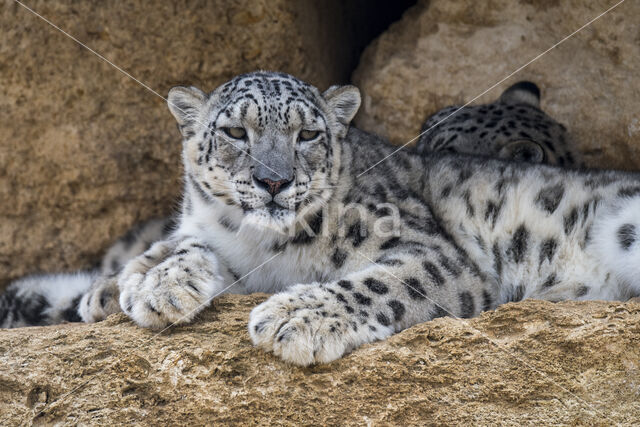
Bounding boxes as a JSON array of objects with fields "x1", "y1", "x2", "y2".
[{"x1": 167, "y1": 72, "x2": 360, "y2": 232}]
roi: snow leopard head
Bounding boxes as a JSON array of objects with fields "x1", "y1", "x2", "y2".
[
  {"x1": 167, "y1": 71, "x2": 360, "y2": 233},
  {"x1": 415, "y1": 81, "x2": 581, "y2": 167}
]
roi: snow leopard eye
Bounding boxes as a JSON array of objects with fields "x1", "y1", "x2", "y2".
[
  {"x1": 223, "y1": 127, "x2": 247, "y2": 139},
  {"x1": 298, "y1": 130, "x2": 319, "y2": 142}
]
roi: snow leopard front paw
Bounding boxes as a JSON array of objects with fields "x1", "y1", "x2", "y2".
[
  {"x1": 118, "y1": 238, "x2": 225, "y2": 329},
  {"x1": 78, "y1": 274, "x2": 121, "y2": 322},
  {"x1": 249, "y1": 284, "x2": 375, "y2": 366}
]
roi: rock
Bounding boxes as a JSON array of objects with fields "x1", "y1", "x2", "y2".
[
  {"x1": 353, "y1": 0, "x2": 640, "y2": 170},
  {"x1": 1, "y1": 295, "x2": 639, "y2": 424},
  {"x1": 0, "y1": 0, "x2": 407, "y2": 289}
]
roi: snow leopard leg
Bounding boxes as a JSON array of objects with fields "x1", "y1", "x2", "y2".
[
  {"x1": 78, "y1": 217, "x2": 176, "y2": 322},
  {"x1": 249, "y1": 245, "x2": 496, "y2": 366},
  {"x1": 0, "y1": 271, "x2": 98, "y2": 328},
  {"x1": 591, "y1": 194, "x2": 640, "y2": 297},
  {"x1": 118, "y1": 237, "x2": 243, "y2": 328}
]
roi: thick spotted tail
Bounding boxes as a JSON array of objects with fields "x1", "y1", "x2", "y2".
[
  {"x1": 0, "y1": 271, "x2": 97, "y2": 328},
  {"x1": 592, "y1": 196, "x2": 640, "y2": 297}
]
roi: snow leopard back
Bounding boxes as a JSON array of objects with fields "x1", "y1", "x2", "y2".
[{"x1": 415, "y1": 81, "x2": 581, "y2": 167}]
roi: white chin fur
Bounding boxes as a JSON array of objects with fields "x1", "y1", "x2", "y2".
[{"x1": 240, "y1": 209, "x2": 296, "y2": 236}]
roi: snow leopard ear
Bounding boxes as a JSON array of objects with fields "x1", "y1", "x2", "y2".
[
  {"x1": 167, "y1": 86, "x2": 207, "y2": 138},
  {"x1": 499, "y1": 81, "x2": 540, "y2": 108},
  {"x1": 323, "y1": 85, "x2": 361, "y2": 126}
]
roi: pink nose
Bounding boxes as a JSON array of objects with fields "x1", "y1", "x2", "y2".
[{"x1": 253, "y1": 176, "x2": 292, "y2": 196}]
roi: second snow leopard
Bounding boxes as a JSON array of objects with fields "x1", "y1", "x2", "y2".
[
  {"x1": 1, "y1": 79, "x2": 573, "y2": 328},
  {"x1": 3, "y1": 72, "x2": 640, "y2": 368},
  {"x1": 415, "y1": 81, "x2": 582, "y2": 167}
]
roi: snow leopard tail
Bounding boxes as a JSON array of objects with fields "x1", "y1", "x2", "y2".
[{"x1": 0, "y1": 271, "x2": 98, "y2": 328}]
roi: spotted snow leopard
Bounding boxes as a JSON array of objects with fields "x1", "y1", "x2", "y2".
[
  {"x1": 0, "y1": 79, "x2": 575, "y2": 329},
  {"x1": 2, "y1": 71, "x2": 640, "y2": 367},
  {"x1": 415, "y1": 81, "x2": 581, "y2": 167}
]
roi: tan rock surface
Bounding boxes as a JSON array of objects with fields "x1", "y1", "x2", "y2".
[
  {"x1": 0, "y1": 0, "x2": 392, "y2": 290},
  {"x1": 353, "y1": 0, "x2": 640, "y2": 170},
  {"x1": 1, "y1": 295, "x2": 639, "y2": 425}
]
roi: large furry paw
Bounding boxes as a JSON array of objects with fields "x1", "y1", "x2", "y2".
[
  {"x1": 248, "y1": 284, "x2": 382, "y2": 366},
  {"x1": 118, "y1": 239, "x2": 224, "y2": 329},
  {"x1": 78, "y1": 274, "x2": 121, "y2": 322}
]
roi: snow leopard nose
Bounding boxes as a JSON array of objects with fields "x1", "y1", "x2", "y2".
[
  {"x1": 253, "y1": 175, "x2": 293, "y2": 196},
  {"x1": 252, "y1": 134, "x2": 294, "y2": 195}
]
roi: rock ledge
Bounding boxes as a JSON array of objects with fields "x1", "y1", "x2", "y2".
[{"x1": 1, "y1": 295, "x2": 639, "y2": 424}]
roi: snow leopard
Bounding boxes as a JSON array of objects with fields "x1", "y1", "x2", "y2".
[
  {"x1": 415, "y1": 81, "x2": 582, "y2": 167},
  {"x1": 0, "y1": 78, "x2": 575, "y2": 329},
  {"x1": 2, "y1": 71, "x2": 639, "y2": 368}
]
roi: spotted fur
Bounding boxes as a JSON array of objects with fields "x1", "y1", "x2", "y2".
[
  {"x1": 0, "y1": 218, "x2": 172, "y2": 328},
  {"x1": 3, "y1": 72, "x2": 640, "y2": 370},
  {"x1": 415, "y1": 81, "x2": 582, "y2": 167},
  {"x1": 1, "y1": 81, "x2": 566, "y2": 328}
]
